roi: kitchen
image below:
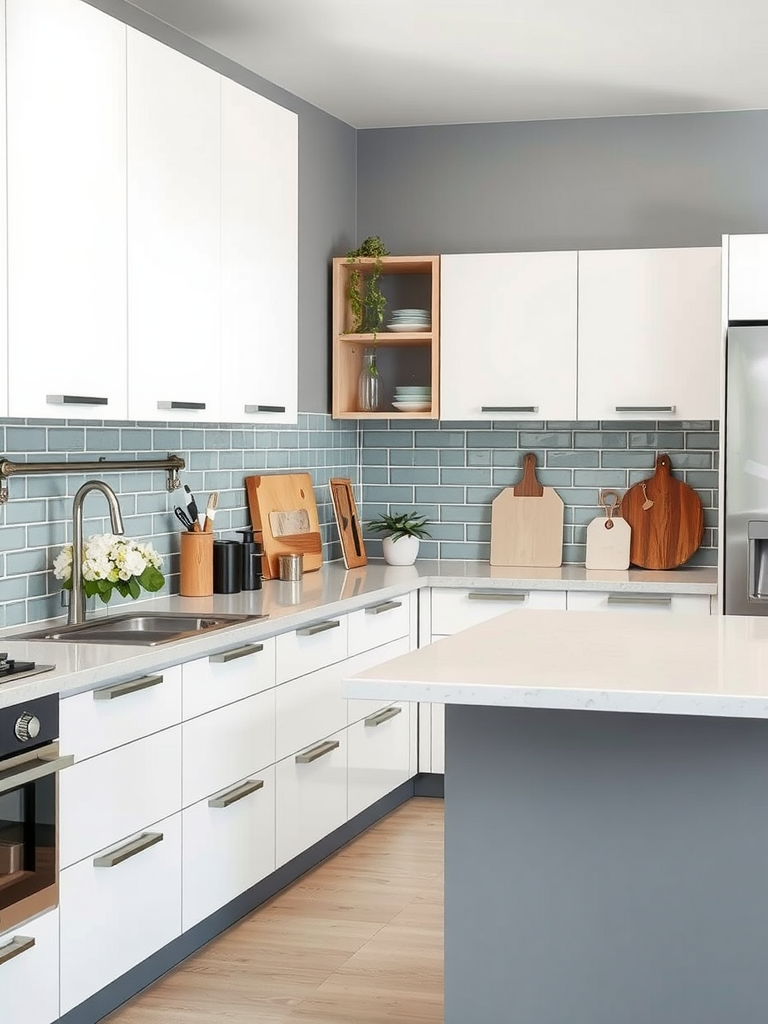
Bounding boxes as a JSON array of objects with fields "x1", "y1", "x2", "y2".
[{"x1": 1, "y1": 0, "x2": 767, "y2": 1022}]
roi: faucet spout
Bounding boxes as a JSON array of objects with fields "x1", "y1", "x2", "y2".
[{"x1": 69, "y1": 480, "x2": 125, "y2": 626}]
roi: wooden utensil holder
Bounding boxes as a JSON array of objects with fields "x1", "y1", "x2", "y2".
[{"x1": 180, "y1": 530, "x2": 213, "y2": 597}]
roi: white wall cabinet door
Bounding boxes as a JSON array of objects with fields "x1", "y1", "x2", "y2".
[
  {"x1": 440, "y1": 252, "x2": 578, "y2": 420},
  {"x1": 127, "y1": 29, "x2": 221, "y2": 422},
  {"x1": 727, "y1": 234, "x2": 768, "y2": 320},
  {"x1": 6, "y1": 0, "x2": 127, "y2": 420},
  {"x1": 221, "y1": 78, "x2": 298, "y2": 424},
  {"x1": 0, "y1": 0, "x2": 6, "y2": 417},
  {"x1": 577, "y1": 247, "x2": 722, "y2": 420}
]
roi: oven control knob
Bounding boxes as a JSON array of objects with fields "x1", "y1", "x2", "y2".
[{"x1": 15, "y1": 713, "x2": 41, "y2": 742}]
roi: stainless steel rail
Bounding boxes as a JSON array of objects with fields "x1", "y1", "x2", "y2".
[{"x1": 0, "y1": 454, "x2": 185, "y2": 503}]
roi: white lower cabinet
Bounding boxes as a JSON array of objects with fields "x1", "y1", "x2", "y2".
[
  {"x1": 431, "y1": 587, "x2": 567, "y2": 635},
  {"x1": 59, "y1": 811, "x2": 182, "y2": 1014},
  {"x1": 0, "y1": 909, "x2": 60, "y2": 1024},
  {"x1": 182, "y1": 766, "x2": 276, "y2": 931},
  {"x1": 566, "y1": 591, "x2": 712, "y2": 615},
  {"x1": 275, "y1": 727, "x2": 348, "y2": 868},
  {"x1": 348, "y1": 702, "x2": 414, "y2": 818}
]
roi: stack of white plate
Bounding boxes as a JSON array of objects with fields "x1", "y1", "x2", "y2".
[
  {"x1": 387, "y1": 308, "x2": 431, "y2": 333},
  {"x1": 393, "y1": 386, "x2": 432, "y2": 412}
]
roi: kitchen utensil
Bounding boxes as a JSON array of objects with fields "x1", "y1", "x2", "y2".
[
  {"x1": 268, "y1": 509, "x2": 311, "y2": 537},
  {"x1": 174, "y1": 505, "x2": 196, "y2": 532},
  {"x1": 278, "y1": 553, "x2": 303, "y2": 581},
  {"x1": 203, "y1": 492, "x2": 219, "y2": 533},
  {"x1": 620, "y1": 453, "x2": 704, "y2": 569},
  {"x1": 490, "y1": 452, "x2": 564, "y2": 567},
  {"x1": 330, "y1": 478, "x2": 368, "y2": 568},
  {"x1": 245, "y1": 473, "x2": 322, "y2": 579},
  {"x1": 184, "y1": 485, "x2": 202, "y2": 532},
  {"x1": 585, "y1": 490, "x2": 631, "y2": 570}
]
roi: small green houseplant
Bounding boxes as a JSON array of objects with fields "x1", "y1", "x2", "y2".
[
  {"x1": 366, "y1": 511, "x2": 431, "y2": 566},
  {"x1": 346, "y1": 235, "x2": 390, "y2": 336}
]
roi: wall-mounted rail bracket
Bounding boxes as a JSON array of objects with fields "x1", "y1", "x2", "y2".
[{"x1": 0, "y1": 453, "x2": 185, "y2": 504}]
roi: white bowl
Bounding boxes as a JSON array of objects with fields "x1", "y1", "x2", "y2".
[
  {"x1": 392, "y1": 401, "x2": 431, "y2": 412},
  {"x1": 387, "y1": 324, "x2": 431, "y2": 333}
]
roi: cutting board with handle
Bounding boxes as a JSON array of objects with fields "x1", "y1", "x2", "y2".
[
  {"x1": 245, "y1": 473, "x2": 323, "y2": 579},
  {"x1": 585, "y1": 489, "x2": 631, "y2": 570},
  {"x1": 330, "y1": 478, "x2": 367, "y2": 569},
  {"x1": 620, "y1": 453, "x2": 703, "y2": 569},
  {"x1": 490, "y1": 453, "x2": 564, "y2": 567}
]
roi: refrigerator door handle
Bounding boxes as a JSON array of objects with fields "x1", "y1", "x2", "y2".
[{"x1": 747, "y1": 521, "x2": 768, "y2": 600}]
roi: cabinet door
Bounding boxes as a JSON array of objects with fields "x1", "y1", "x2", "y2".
[
  {"x1": 577, "y1": 248, "x2": 722, "y2": 420},
  {"x1": 728, "y1": 234, "x2": 768, "y2": 320},
  {"x1": 347, "y1": 702, "x2": 413, "y2": 818},
  {"x1": 7, "y1": 0, "x2": 127, "y2": 419},
  {"x1": 440, "y1": 252, "x2": 578, "y2": 420},
  {"x1": 0, "y1": 909, "x2": 60, "y2": 1024},
  {"x1": 127, "y1": 29, "x2": 221, "y2": 421},
  {"x1": 221, "y1": 78, "x2": 298, "y2": 424},
  {"x1": 566, "y1": 590, "x2": 711, "y2": 615}
]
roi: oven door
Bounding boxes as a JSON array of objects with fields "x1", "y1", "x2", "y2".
[{"x1": 0, "y1": 746, "x2": 74, "y2": 933}]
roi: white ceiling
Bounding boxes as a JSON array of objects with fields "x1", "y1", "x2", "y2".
[{"x1": 127, "y1": 0, "x2": 768, "y2": 129}]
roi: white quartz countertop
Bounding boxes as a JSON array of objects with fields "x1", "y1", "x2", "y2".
[
  {"x1": 0, "y1": 560, "x2": 716, "y2": 708},
  {"x1": 344, "y1": 608, "x2": 768, "y2": 720}
]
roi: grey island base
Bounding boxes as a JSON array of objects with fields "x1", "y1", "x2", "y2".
[{"x1": 446, "y1": 704, "x2": 768, "y2": 1024}]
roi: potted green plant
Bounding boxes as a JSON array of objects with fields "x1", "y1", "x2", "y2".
[
  {"x1": 346, "y1": 235, "x2": 389, "y2": 335},
  {"x1": 365, "y1": 511, "x2": 431, "y2": 566}
]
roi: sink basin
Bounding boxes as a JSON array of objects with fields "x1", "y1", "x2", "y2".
[{"x1": 13, "y1": 612, "x2": 267, "y2": 646}]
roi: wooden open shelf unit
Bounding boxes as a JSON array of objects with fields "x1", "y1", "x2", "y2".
[{"x1": 332, "y1": 255, "x2": 440, "y2": 419}]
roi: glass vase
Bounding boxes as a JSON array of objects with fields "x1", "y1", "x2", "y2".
[{"x1": 358, "y1": 348, "x2": 381, "y2": 412}]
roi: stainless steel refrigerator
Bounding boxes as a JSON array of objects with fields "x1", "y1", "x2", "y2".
[{"x1": 725, "y1": 324, "x2": 768, "y2": 614}]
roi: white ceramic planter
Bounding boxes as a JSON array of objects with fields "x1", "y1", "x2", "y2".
[{"x1": 382, "y1": 534, "x2": 420, "y2": 566}]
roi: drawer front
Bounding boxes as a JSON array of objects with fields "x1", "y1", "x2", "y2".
[
  {"x1": 276, "y1": 615, "x2": 349, "y2": 683},
  {"x1": 275, "y1": 727, "x2": 347, "y2": 867},
  {"x1": 0, "y1": 909, "x2": 60, "y2": 1024},
  {"x1": 347, "y1": 702, "x2": 413, "y2": 819},
  {"x1": 60, "y1": 726, "x2": 181, "y2": 869},
  {"x1": 346, "y1": 637, "x2": 411, "y2": 724},
  {"x1": 182, "y1": 689, "x2": 275, "y2": 808},
  {"x1": 431, "y1": 587, "x2": 566, "y2": 634},
  {"x1": 430, "y1": 703, "x2": 445, "y2": 775},
  {"x1": 60, "y1": 664, "x2": 182, "y2": 762},
  {"x1": 182, "y1": 636, "x2": 276, "y2": 720},
  {"x1": 347, "y1": 594, "x2": 411, "y2": 657},
  {"x1": 60, "y1": 811, "x2": 182, "y2": 1014},
  {"x1": 182, "y1": 766, "x2": 276, "y2": 931},
  {"x1": 566, "y1": 591, "x2": 712, "y2": 615}
]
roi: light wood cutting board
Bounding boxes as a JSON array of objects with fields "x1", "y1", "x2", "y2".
[
  {"x1": 490, "y1": 453, "x2": 564, "y2": 567},
  {"x1": 245, "y1": 473, "x2": 322, "y2": 579},
  {"x1": 585, "y1": 490, "x2": 631, "y2": 570}
]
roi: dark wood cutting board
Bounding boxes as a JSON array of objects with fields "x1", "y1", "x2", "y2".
[{"x1": 620, "y1": 454, "x2": 703, "y2": 569}]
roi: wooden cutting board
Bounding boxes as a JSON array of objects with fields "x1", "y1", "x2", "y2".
[
  {"x1": 490, "y1": 453, "x2": 564, "y2": 568},
  {"x1": 245, "y1": 473, "x2": 323, "y2": 579},
  {"x1": 330, "y1": 478, "x2": 367, "y2": 569},
  {"x1": 585, "y1": 490, "x2": 631, "y2": 570},
  {"x1": 620, "y1": 454, "x2": 703, "y2": 569}
]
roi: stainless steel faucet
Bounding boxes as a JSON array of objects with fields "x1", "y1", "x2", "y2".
[{"x1": 69, "y1": 480, "x2": 125, "y2": 626}]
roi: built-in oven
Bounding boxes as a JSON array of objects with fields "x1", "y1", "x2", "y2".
[{"x1": 0, "y1": 688, "x2": 72, "y2": 934}]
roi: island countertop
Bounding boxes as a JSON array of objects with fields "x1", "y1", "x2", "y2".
[{"x1": 344, "y1": 608, "x2": 768, "y2": 720}]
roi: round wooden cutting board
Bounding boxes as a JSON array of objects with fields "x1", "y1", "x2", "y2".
[{"x1": 620, "y1": 454, "x2": 704, "y2": 569}]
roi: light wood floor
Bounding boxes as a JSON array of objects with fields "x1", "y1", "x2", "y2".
[{"x1": 105, "y1": 798, "x2": 444, "y2": 1024}]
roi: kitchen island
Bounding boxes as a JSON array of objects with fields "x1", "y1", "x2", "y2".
[{"x1": 345, "y1": 609, "x2": 768, "y2": 1024}]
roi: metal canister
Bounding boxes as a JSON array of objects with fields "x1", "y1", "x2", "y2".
[{"x1": 278, "y1": 553, "x2": 303, "y2": 582}]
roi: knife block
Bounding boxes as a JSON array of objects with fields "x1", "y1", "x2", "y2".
[{"x1": 180, "y1": 531, "x2": 213, "y2": 597}]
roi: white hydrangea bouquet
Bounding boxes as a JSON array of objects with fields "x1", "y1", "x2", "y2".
[{"x1": 53, "y1": 534, "x2": 165, "y2": 603}]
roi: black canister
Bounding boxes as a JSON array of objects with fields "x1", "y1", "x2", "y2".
[
  {"x1": 213, "y1": 540, "x2": 242, "y2": 594},
  {"x1": 237, "y1": 528, "x2": 262, "y2": 591}
]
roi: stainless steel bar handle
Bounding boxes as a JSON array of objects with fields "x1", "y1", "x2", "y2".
[
  {"x1": 157, "y1": 401, "x2": 206, "y2": 411},
  {"x1": 481, "y1": 406, "x2": 538, "y2": 413},
  {"x1": 365, "y1": 706, "x2": 402, "y2": 728},
  {"x1": 46, "y1": 394, "x2": 109, "y2": 406},
  {"x1": 0, "y1": 753, "x2": 75, "y2": 795},
  {"x1": 295, "y1": 739, "x2": 340, "y2": 764},
  {"x1": 614, "y1": 406, "x2": 676, "y2": 413},
  {"x1": 606, "y1": 594, "x2": 672, "y2": 607},
  {"x1": 468, "y1": 590, "x2": 528, "y2": 602},
  {"x1": 209, "y1": 643, "x2": 264, "y2": 664},
  {"x1": 208, "y1": 778, "x2": 264, "y2": 808},
  {"x1": 244, "y1": 404, "x2": 287, "y2": 414},
  {"x1": 93, "y1": 674, "x2": 163, "y2": 701},
  {"x1": 0, "y1": 935, "x2": 35, "y2": 967},
  {"x1": 94, "y1": 831, "x2": 163, "y2": 868},
  {"x1": 296, "y1": 620, "x2": 341, "y2": 637},
  {"x1": 365, "y1": 600, "x2": 403, "y2": 616}
]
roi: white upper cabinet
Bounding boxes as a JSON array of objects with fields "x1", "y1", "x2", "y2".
[
  {"x1": 727, "y1": 234, "x2": 768, "y2": 320},
  {"x1": 221, "y1": 79, "x2": 298, "y2": 424},
  {"x1": 6, "y1": 0, "x2": 127, "y2": 420},
  {"x1": 0, "y1": 0, "x2": 6, "y2": 418},
  {"x1": 126, "y1": 29, "x2": 221, "y2": 422},
  {"x1": 440, "y1": 252, "x2": 578, "y2": 420},
  {"x1": 577, "y1": 247, "x2": 722, "y2": 421}
]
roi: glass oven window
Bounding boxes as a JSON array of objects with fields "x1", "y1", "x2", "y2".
[{"x1": 0, "y1": 774, "x2": 56, "y2": 912}]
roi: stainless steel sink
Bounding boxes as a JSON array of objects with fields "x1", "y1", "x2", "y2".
[{"x1": 13, "y1": 612, "x2": 267, "y2": 646}]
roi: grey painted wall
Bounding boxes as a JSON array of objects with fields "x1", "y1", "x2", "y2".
[
  {"x1": 87, "y1": 0, "x2": 357, "y2": 414},
  {"x1": 357, "y1": 110, "x2": 768, "y2": 254}
]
